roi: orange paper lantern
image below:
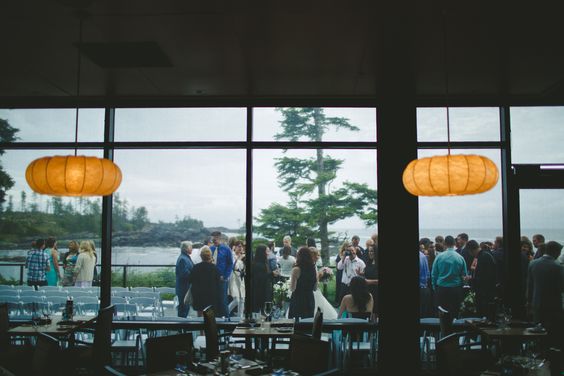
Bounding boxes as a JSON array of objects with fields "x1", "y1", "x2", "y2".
[
  {"x1": 402, "y1": 154, "x2": 498, "y2": 196},
  {"x1": 26, "y1": 155, "x2": 122, "y2": 196}
]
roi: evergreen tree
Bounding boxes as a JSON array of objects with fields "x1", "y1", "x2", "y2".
[
  {"x1": 0, "y1": 118, "x2": 18, "y2": 206},
  {"x1": 255, "y1": 108, "x2": 377, "y2": 264},
  {"x1": 20, "y1": 191, "x2": 27, "y2": 212}
]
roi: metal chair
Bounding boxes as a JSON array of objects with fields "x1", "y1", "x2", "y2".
[
  {"x1": 129, "y1": 297, "x2": 159, "y2": 318},
  {"x1": 130, "y1": 287, "x2": 154, "y2": 293},
  {"x1": 32, "y1": 333, "x2": 62, "y2": 376}
]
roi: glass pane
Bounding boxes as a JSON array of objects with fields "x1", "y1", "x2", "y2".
[
  {"x1": 417, "y1": 107, "x2": 500, "y2": 142},
  {"x1": 111, "y1": 149, "x2": 246, "y2": 317},
  {"x1": 511, "y1": 107, "x2": 564, "y2": 164},
  {"x1": 0, "y1": 108, "x2": 104, "y2": 142},
  {"x1": 253, "y1": 107, "x2": 377, "y2": 142},
  {"x1": 520, "y1": 189, "x2": 564, "y2": 246},
  {"x1": 253, "y1": 149, "x2": 378, "y2": 317},
  {"x1": 417, "y1": 149, "x2": 502, "y2": 323},
  {"x1": 114, "y1": 108, "x2": 246, "y2": 141},
  {"x1": 0, "y1": 149, "x2": 103, "y2": 286}
]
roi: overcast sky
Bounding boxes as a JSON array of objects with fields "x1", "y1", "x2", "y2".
[{"x1": 2, "y1": 106, "x2": 564, "y2": 234}]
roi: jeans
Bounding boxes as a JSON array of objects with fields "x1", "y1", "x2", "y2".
[
  {"x1": 178, "y1": 301, "x2": 189, "y2": 318},
  {"x1": 219, "y1": 279, "x2": 229, "y2": 318}
]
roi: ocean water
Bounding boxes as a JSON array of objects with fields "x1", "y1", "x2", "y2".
[{"x1": 2, "y1": 228, "x2": 563, "y2": 282}]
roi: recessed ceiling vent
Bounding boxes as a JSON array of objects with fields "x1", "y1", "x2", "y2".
[{"x1": 76, "y1": 41, "x2": 173, "y2": 68}]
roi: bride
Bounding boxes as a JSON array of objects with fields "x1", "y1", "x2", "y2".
[{"x1": 311, "y1": 247, "x2": 338, "y2": 319}]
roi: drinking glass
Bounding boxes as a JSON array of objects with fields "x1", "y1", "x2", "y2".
[
  {"x1": 264, "y1": 301, "x2": 273, "y2": 320},
  {"x1": 175, "y1": 350, "x2": 188, "y2": 373}
]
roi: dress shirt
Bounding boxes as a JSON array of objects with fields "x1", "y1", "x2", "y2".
[
  {"x1": 431, "y1": 247, "x2": 468, "y2": 289},
  {"x1": 337, "y1": 256, "x2": 366, "y2": 286}
]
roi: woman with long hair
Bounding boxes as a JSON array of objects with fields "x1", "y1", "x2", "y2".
[
  {"x1": 44, "y1": 237, "x2": 61, "y2": 286},
  {"x1": 338, "y1": 276, "x2": 373, "y2": 318},
  {"x1": 62, "y1": 240, "x2": 79, "y2": 286},
  {"x1": 189, "y1": 246, "x2": 221, "y2": 316},
  {"x1": 252, "y1": 244, "x2": 271, "y2": 313},
  {"x1": 363, "y1": 245, "x2": 379, "y2": 316},
  {"x1": 288, "y1": 247, "x2": 317, "y2": 319},
  {"x1": 74, "y1": 241, "x2": 96, "y2": 287}
]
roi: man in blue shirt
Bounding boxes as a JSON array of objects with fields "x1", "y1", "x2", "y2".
[
  {"x1": 210, "y1": 231, "x2": 234, "y2": 317},
  {"x1": 419, "y1": 238, "x2": 432, "y2": 317},
  {"x1": 431, "y1": 235, "x2": 468, "y2": 318},
  {"x1": 26, "y1": 238, "x2": 50, "y2": 287},
  {"x1": 176, "y1": 240, "x2": 194, "y2": 318}
]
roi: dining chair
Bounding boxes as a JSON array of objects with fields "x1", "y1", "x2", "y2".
[
  {"x1": 289, "y1": 333, "x2": 330, "y2": 375},
  {"x1": 31, "y1": 333, "x2": 62, "y2": 376},
  {"x1": 0, "y1": 290, "x2": 18, "y2": 297},
  {"x1": 65, "y1": 305, "x2": 115, "y2": 375},
  {"x1": 436, "y1": 331, "x2": 493, "y2": 376},
  {"x1": 130, "y1": 287, "x2": 154, "y2": 293},
  {"x1": 312, "y1": 307, "x2": 324, "y2": 340},
  {"x1": 145, "y1": 332, "x2": 194, "y2": 373},
  {"x1": 342, "y1": 313, "x2": 375, "y2": 369},
  {"x1": 203, "y1": 305, "x2": 220, "y2": 360},
  {"x1": 438, "y1": 306, "x2": 453, "y2": 338}
]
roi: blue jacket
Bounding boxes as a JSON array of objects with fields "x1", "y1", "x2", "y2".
[
  {"x1": 210, "y1": 244, "x2": 234, "y2": 280},
  {"x1": 175, "y1": 251, "x2": 194, "y2": 299}
]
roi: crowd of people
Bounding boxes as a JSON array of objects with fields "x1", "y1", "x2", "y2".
[
  {"x1": 419, "y1": 232, "x2": 564, "y2": 349},
  {"x1": 25, "y1": 237, "x2": 99, "y2": 288},
  {"x1": 175, "y1": 231, "x2": 380, "y2": 321}
]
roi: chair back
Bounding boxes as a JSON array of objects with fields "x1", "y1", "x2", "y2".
[
  {"x1": 438, "y1": 306, "x2": 452, "y2": 338},
  {"x1": 312, "y1": 307, "x2": 323, "y2": 340},
  {"x1": 0, "y1": 303, "x2": 9, "y2": 351},
  {"x1": 349, "y1": 312, "x2": 371, "y2": 320},
  {"x1": 145, "y1": 333, "x2": 193, "y2": 372},
  {"x1": 436, "y1": 331, "x2": 491, "y2": 376},
  {"x1": 93, "y1": 305, "x2": 115, "y2": 370},
  {"x1": 290, "y1": 333, "x2": 330, "y2": 375},
  {"x1": 202, "y1": 305, "x2": 219, "y2": 360},
  {"x1": 32, "y1": 333, "x2": 61, "y2": 376}
]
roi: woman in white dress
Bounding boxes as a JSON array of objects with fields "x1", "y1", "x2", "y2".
[
  {"x1": 228, "y1": 241, "x2": 246, "y2": 318},
  {"x1": 311, "y1": 247, "x2": 338, "y2": 319}
]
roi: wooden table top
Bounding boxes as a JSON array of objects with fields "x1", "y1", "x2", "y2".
[{"x1": 8, "y1": 315, "x2": 95, "y2": 337}]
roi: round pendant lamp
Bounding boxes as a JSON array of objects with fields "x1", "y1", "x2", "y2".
[
  {"x1": 25, "y1": 12, "x2": 122, "y2": 197},
  {"x1": 26, "y1": 155, "x2": 122, "y2": 196},
  {"x1": 402, "y1": 154, "x2": 498, "y2": 196},
  {"x1": 402, "y1": 10, "x2": 498, "y2": 197}
]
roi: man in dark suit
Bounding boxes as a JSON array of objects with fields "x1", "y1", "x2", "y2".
[
  {"x1": 176, "y1": 240, "x2": 194, "y2": 317},
  {"x1": 456, "y1": 233, "x2": 473, "y2": 273},
  {"x1": 469, "y1": 240, "x2": 497, "y2": 318},
  {"x1": 527, "y1": 241, "x2": 564, "y2": 350}
]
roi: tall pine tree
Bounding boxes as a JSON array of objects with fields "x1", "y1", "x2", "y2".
[{"x1": 255, "y1": 108, "x2": 377, "y2": 264}]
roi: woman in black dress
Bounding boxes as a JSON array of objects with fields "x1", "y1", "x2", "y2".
[
  {"x1": 289, "y1": 247, "x2": 317, "y2": 319},
  {"x1": 252, "y1": 244, "x2": 271, "y2": 313},
  {"x1": 188, "y1": 246, "x2": 220, "y2": 315},
  {"x1": 363, "y1": 245, "x2": 379, "y2": 317}
]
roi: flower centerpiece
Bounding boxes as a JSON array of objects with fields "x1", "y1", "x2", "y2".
[
  {"x1": 459, "y1": 291, "x2": 477, "y2": 317},
  {"x1": 273, "y1": 280, "x2": 291, "y2": 308},
  {"x1": 319, "y1": 267, "x2": 333, "y2": 284}
]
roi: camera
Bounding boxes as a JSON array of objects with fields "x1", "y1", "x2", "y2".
[{"x1": 344, "y1": 250, "x2": 351, "y2": 257}]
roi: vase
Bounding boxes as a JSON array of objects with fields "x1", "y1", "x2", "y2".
[{"x1": 272, "y1": 303, "x2": 287, "y2": 320}]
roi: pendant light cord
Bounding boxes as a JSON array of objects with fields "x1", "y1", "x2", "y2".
[
  {"x1": 74, "y1": 16, "x2": 83, "y2": 157},
  {"x1": 442, "y1": 9, "x2": 451, "y2": 155}
]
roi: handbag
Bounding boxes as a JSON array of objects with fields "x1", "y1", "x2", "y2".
[{"x1": 183, "y1": 286, "x2": 193, "y2": 306}]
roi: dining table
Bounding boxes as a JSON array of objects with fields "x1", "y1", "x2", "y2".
[
  {"x1": 145, "y1": 358, "x2": 292, "y2": 376},
  {"x1": 8, "y1": 315, "x2": 95, "y2": 338},
  {"x1": 465, "y1": 318, "x2": 547, "y2": 356}
]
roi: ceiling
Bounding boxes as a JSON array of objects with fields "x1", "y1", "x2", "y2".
[{"x1": 1, "y1": 0, "x2": 563, "y2": 104}]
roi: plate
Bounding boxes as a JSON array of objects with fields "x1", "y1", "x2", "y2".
[{"x1": 526, "y1": 326, "x2": 546, "y2": 333}]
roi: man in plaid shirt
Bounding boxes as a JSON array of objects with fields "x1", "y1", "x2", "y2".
[{"x1": 25, "y1": 238, "x2": 50, "y2": 286}]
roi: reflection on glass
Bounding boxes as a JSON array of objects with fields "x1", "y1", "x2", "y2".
[
  {"x1": 417, "y1": 107, "x2": 500, "y2": 142},
  {"x1": 511, "y1": 107, "x2": 564, "y2": 164},
  {"x1": 253, "y1": 107, "x2": 377, "y2": 142},
  {"x1": 519, "y1": 189, "x2": 564, "y2": 245},
  {"x1": 115, "y1": 108, "x2": 246, "y2": 141}
]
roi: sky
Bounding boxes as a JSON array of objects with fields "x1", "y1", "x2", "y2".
[{"x1": 2, "y1": 106, "x2": 564, "y2": 233}]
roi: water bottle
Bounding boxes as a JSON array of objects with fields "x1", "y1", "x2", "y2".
[{"x1": 69, "y1": 297, "x2": 74, "y2": 320}]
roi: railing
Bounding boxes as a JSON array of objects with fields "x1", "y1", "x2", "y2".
[{"x1": 0, "y1": 262, "x2": 338, "y2": 289}]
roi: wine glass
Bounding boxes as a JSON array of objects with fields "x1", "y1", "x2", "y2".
[{"x1": 263, "y1": 301, "x2": 273, "y2": 321}]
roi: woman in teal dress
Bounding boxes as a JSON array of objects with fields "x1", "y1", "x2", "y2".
[{"x1": 44, "y1": 237, "x2": 62, "y2": 286}]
